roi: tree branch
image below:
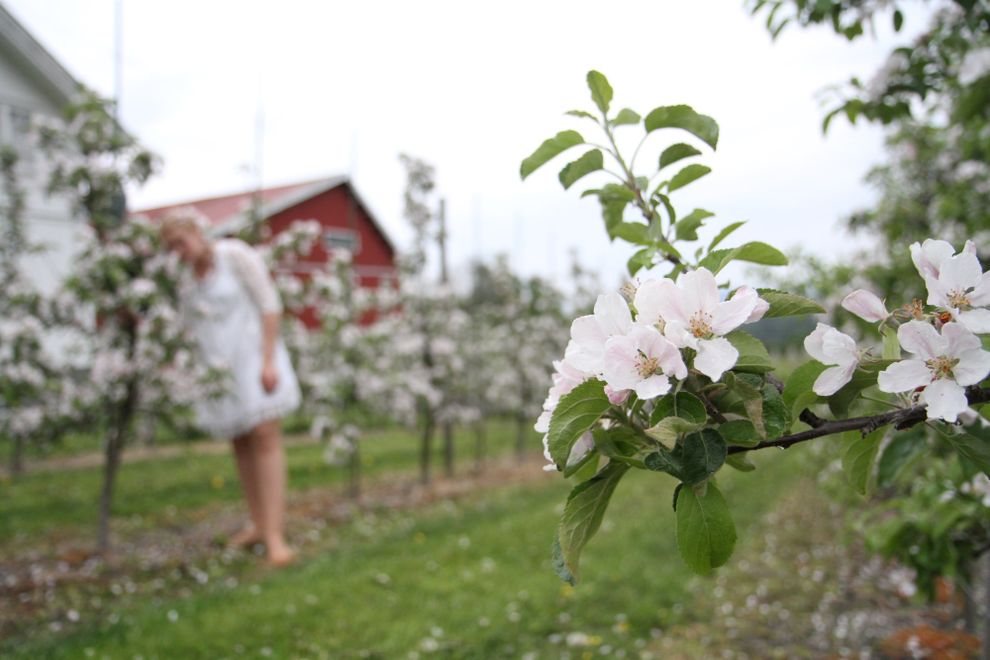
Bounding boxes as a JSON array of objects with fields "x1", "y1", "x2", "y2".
[{"x1": 728, "y1": 387, "x2": 990, "y2": 455}]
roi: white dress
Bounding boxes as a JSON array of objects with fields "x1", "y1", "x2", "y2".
[{"x1": 181, "y1": 238, "x2": 301, "y2": 438}]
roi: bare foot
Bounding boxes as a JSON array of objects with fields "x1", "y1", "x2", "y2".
[
  {"x1": 267, "y1": 545, "x2": 297, "y2": 567},
  {"x1": 228, "y1": 526, "x2": 262, "y2": 549}
]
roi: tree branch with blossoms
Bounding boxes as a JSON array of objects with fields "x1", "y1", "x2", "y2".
[{"x1": 521, "y1": 71, "x2": 990, "y2": 585}]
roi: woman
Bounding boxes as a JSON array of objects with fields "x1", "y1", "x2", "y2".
[{"x1": 160, "y1": 209, "x2": 300, "y2": 566}]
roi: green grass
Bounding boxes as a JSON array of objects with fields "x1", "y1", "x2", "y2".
[
  {"x1": 0, "y1": 420, "x2": 525, "y2": 544},
  {"x1": 3, "y1": 446, "x2": 814, "y2": 658}
]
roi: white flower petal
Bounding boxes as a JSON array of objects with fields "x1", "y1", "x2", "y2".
[
  {"x1": 711, "y1": 287, "x2": 761, "y2": 335},
  {"x1": 635, "y1": 374, "x2": 671, "y2": 400},
  {"x1": 694, "y1": 337, "x2": 739, "y2": 381},
  {"x1": 535, "y1": 410, "x2": 552, "y2": 433},
  {"x1": 602, "y1": 335, "x2": 641, "y2": 391},
  {"x1": 594, "y1": 292, "x2": 633, "y2": 337},
  {"x1": 942, "y1": 321, "x2": 982, "y2": 356},
  {"x1": 968, "y1": 271, "x2": 990, "y2": 307},
  {"x1": 958, "y1": 309, "x2": 990, "y2": 334},
  {"x1": 911, "y1": 239, "x2": 956, "y2": 280},
  {"x1": 921, "y1": 379, "x2": 970, "y2": 423},
  {"x1": 841, "y1": 289, "x2": 889, "y2": 322},
  {"x1": 953, "y1": 347, "x2": 990, "y2": 387},
  {"x1": 820, "y1": 328, "x2": 859, "y2": 365},
  {"x1": 878, "y1": 359, "x2": 932, "y2": 393},
  {"x1": 897, "y1": 320, "x2": 946, "y2": 360},
  {"x1": 804, "y1": 323, "x2": 833, "y2": 364},
  {"x1": 633, "y1": 279, "x2": 668, "y2": 326},
  {"x1": 679, "y1": 268, "x2": 719, "y2": 320},
  {"x1": 940, "y1": 253, "x2": 984, "y2": 293},
  {"x1": 813, "y1": 362, "x2": 857, "y2": 396},
  {"x1": 647, "y1": 278, "x2": 688, "y2": 325},
  {"x1": 565, "y1": 432, "x2": 595, "y2": 467}
]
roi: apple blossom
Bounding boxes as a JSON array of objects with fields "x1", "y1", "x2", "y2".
[
  {"x1": 841, "y1": 289, "x2": 889, "y2": 323},
  {"x1": 803, "y1": 323, "x2": 861, "y2": 396},
  {"x1": 910, "y1": 239, "x2": 977, "y2": 282},
  {"x1": 568, "y1": 292, "x2": 633, "y2": 375},
  {"x1": 602, "y1": 325, "x2": 687, "y2": 399},
  {"x1": 637, "y1": 268, "x2": 766, "y2": 381},
  {"x1": 921, "y1": 250, "x2": 990, "y2": 333},
  {"x1": 878, "y1": 321, "x2": 990, "y2": 423}
]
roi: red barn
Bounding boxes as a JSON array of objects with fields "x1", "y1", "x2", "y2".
[{"x1": 139, "y1": 176, "x2": 398, "y2": 324}]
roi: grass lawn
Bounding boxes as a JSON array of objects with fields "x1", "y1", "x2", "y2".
[
  {"x1": 2, "y1": 440, "x2": 814, "y2": 658},
  {"x1": 0, "y1": 420, "x2": 524, "y2": 544}
]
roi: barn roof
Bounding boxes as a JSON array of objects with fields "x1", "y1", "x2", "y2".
[
  {"x1": 137, "y1": 176, "x2": 395, "y2": 255},
  {"x1": 0, "y1": 2, "x2": 80, "y2": 107}
]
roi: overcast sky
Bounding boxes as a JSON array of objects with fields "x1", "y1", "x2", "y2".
[{"x1": 7, "y1": 0, "x2": 926, "y2": 289}]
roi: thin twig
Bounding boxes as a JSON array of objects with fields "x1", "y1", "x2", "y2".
[{"x1": 728, "y1": 387, "x2": 990, "y2": 455}]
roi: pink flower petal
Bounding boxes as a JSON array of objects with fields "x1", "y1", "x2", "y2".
[
  {"x1": 813, "y1": 362, "x2": 857, "y2": 396},
  {"x1": 711, "y1": 287, "x2": 761, "y2": 335},
  {"x1": 841, "y1": 289, "x2": 888, "y2": 322},
  {"x1": 679, "y1": 268, "x2": 719, "y2": 320}
]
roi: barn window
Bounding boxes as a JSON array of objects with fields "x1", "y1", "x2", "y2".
[{"x1": 324, "y1": 228, "x2": 361, "y2": 254}]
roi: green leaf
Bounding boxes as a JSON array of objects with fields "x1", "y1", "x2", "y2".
[
  {"x1": 566, "y1": 451, "x2": 601, "y2": 482},
  {"x1": 610, "y1": 222, "x2": 650, "y2": 245},
  {"x1": 733, "y1": 241, "x2": 788, "y2": 266},
  {"x1": 644, "y1": 105, "x2": 720, "y2": 150},
  {"x1": 726, "y1": 330, "x2": 773, "y2": 373},
  {"x1": 725, "y1": 453, "x2": 756, "y2": 472},
  {"x1": 876, "y1": 430, "x2": 926, "y2": 488},
  {"x1": 559, "y1": 149, "x2": 604, "y2": 190},
  {"x1": 679, "y1": 429, "x2": 727, "y2": 484},
  {"x1": 646, "y1": 417, "x2": 706, "y2": 446},
  {"x1": 565, "y1": 109, "x2": 598, "y2": 122},
  {"x1": 782, "y1": 361, "x2": 826, "y2": 420},
  {"x1": 627, "y1": 248, "x2": 654, "y2": 276},
  {"x1": 611, "y1": 108, "x2": 640, "y2": 126},
  {"x1": 882, "y1": 326, "x2": 900, "y2": 360},
  {"x1": 555, "y1": 461, "x2": 628, "y2": 584},
  {"x1": 675, "y1": 209, "x2": 714, "y2": 242},
  {"x1": 586, "y1": 70, "x2": 613, "y2": 115},
  {"x1": 676, "y1": 481, "x2": 736, "y2": 575},
  {"x1": 892, "y1": 9, "x2": 904, "y2": 31},
  {"x1": 756, "y1": 289, "x2": 826, "y2": 318},
  {"x1": 708, "y1": 221, "x2": 745, "y2": 252},
  {"x1": 659, "y1": 143, "x2": 702, "y2": 170},
  {"x1": 946, "y1": 425, "x2": 990, "y2": 479},
  {"x1": 520, "y1": 130, "x2": 585, "y2": 180},
  {"x1": 719, "y1": 419, "x2": 760, "y2": 447},
  {"x1": 651, "y1": 391, "x2": 708, "y2": 426},
  {"x1": 547, "y1": 379, "x2": 610, "y2": 469},
  {"x1": 761, "y1": 383, "x2": 790, "y2": 440},
  {"x1": 592, "y1": 183, "x2": 635, "y2": 235},
  {"x1": 667, "y1": 164, "x2": 712, "y2": 193},
  {"x1": 841, "y1": 427, "x2": 886, "y2": 496},
  {"x1": 551, "y1": 536, "x2": 575, "y2": 586}
]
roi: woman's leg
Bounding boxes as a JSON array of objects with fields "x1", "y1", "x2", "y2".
[
  {"x1": 230, "y1": 434, "x2": 263, "y2": 546},
  {"x1": 249, "y1": 419, "x2": 294, "y2": 564}
]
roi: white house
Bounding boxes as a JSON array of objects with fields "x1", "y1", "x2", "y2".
[{"x1": 0, "y1": 1, "x2": 84, "y2": 296}]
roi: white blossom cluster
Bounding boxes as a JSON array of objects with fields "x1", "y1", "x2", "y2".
[
  {"x1": 808, "y1": 239, "x2": 990, "y2": 423},
  {"x1": 537, "y1": 267, "x2": 769, "y2": 470}
]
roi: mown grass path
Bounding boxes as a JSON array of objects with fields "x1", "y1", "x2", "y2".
[{"x1": 3, "y1": 438, "x2": 810, "y2": 658}]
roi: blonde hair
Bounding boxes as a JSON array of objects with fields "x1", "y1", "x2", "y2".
[{"x1": 159, "y1": 206, "x2": 210, "y2": 239}]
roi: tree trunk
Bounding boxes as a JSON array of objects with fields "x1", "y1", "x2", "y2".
[
  {"x1": 443, "y1": 421, "x2": 454, "y2": 478},
  {"x1": 348, "y1": 442, "x2": 361, "y2": 500},
  {"x1": 420, "y1": 412, "x2": 434, "y2": 485},
  {"x1": 97, "y1": 378, "x2": 137, "y2": 554},
  {"x1": 10, "y1": 434, "x2": 24, "y2": 477},
  {"x1": 473, "y1": 420, "x2": 486, "y2": 474}
]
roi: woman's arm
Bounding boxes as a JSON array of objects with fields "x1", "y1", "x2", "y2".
[{"x1": 226, "y1": 240, "x2": 285, "y2": 393}]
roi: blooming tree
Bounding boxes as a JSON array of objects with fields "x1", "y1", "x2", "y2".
[
  {"x1": 36, "y1": 92, "x2": 218, "y2": 552},
  {"x1": 523, "y1": 71, "x2": 990, "y2": 586}
]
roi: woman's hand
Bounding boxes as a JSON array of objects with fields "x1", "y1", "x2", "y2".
[{"x1": 261, "y1": 359, "x2": 279, "y2": 393}]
